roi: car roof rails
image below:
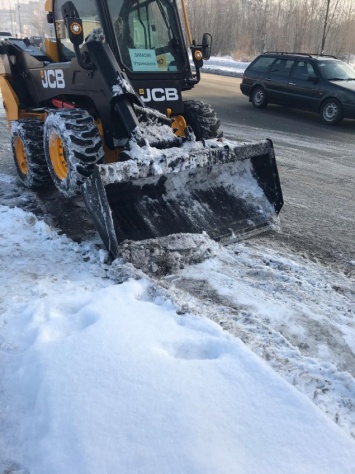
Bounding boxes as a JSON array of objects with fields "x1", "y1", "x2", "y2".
[
  {"x1": 263, "y1": 52, "x2": 338, "y2": 59},
  {"x1": 263, "y1": 52, "x2": 313, "y2": 57},
  {"x1": 312, "y1": 54, "x2": 338, "y2": 59}
]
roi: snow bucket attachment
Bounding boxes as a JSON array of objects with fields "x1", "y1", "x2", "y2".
[{"x1": 81, "y1": 139, "x2": 283, "y2": 259}]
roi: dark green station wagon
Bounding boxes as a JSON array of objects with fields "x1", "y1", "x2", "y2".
[{"x1": 240, "y1": 52, "x2": 355, "y2": 125}]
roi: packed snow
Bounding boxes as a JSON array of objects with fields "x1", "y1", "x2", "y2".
[
  {"x1": 189, "y1": 55, "x2": 250, "y2": 77},
  {"x1": 1, "y1": 57, "x2": 355, "y2": 473},
  {"x1": 0, "y1": 205, "x2": 355, "y2": 473}
]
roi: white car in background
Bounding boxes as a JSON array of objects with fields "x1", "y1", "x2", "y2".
[{"x1": 0, "y1": 32, "x2": 13, "y2": 42}]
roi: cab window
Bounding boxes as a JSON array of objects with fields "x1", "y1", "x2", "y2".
[
  {"x1": 54, "y1": 0, "x2": 102, "y2": 61},
  {"x1": 107, "y1": 0, "x2": 184, "y2": 72}
]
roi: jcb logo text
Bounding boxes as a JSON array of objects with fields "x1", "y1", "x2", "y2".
[
  {"x1": 41, "y1": 69, "x2": 65, "y2": 89},
  {"x1": 140, "y1": 88, "x2": 179, "y2": 102}
]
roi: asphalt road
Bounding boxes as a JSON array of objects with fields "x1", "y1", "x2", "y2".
[
  {"x1": 184, "y1": 74, "x2": 355, "y2": 275},
  {"x1": 184, "y1": 73, "x2": 355, "y2": 141}
]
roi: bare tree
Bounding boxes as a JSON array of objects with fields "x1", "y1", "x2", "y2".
[{"x1": 185, "y1": 0, "x2": 355, "y2": 59}]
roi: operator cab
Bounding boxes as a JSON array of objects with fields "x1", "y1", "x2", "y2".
[
  {"x1": 49, "y1": 0, "x2": 209, "y2": 113},
  {"x1": 53, "y1": 0, "x2": 187, "y2": 74}
]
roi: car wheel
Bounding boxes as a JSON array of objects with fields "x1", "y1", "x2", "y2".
[
  {"x1": 251, "y1": 86, "x2": 268, "y2": 108},
  {"x1": 320, "y1": 99, "x2": 343, "y2": 125}
]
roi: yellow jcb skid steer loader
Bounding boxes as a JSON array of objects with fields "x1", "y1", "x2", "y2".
[{"x1": 0, "y1": 0, "x2": 283, "y2": 258}]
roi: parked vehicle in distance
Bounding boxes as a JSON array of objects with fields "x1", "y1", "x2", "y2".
[
  {"x1": 240, "y1": 52, "x2": 355, "y2": 125},
  {"x1": 29, "y1": 36, "x2": 43, "y2": 47},
  {"x1": 0, "y1": 32, "x2": 13, "y2": 42}
]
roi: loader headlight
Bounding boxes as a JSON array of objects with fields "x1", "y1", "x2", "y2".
[
  {"x1": 194, "y1": 50, "x2": 203, "y2": 61},
  {"x1": 70, "y1": 22, "x2": 83, "y2": 36}
]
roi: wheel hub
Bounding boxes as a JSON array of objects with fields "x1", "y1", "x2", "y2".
[
  {"x1": 14, "y1": 136, "x2": 27, "y2": 174},
  {"x1": 49, "y1": 133, "x2": 67, "y2": 180},
  {"x1": 254, "y1": 90, "x2": 264, "y2": 105},
  {"x1": 324, "y1": 103, "x2": 337, "y2": 120}
]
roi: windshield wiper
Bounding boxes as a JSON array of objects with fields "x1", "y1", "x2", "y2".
[
  {"x1": 328, "y1": 77, "x2": 346, "y2": 81},
  {"x1": 156, "y1": 0, "x2": 179, "y2": 44}
]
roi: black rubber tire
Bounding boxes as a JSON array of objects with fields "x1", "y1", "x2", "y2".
[
  {"x1": 320, "y1": 98, "x2": 343, "y2": 125},
  {"x1": 11, "y1": 119, "x2": 51, "y2": 188},
  {"x1": 44, "y1": 109, "x2": 105, "y2": 198},
  {"x1": 183, "y1": 100, "x2": 221, "y2": 140},
  {"x1": 251, "y1": 86, "x2": 268, "y2": 108}
]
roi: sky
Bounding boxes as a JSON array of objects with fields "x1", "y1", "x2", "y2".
[
  {"x1": 0, "y1": 0, "x2": 27, "y2": 11},
  {"x1": 1, "y1": 1, "x2": 34, "y2": 7},
  {"x1": 0, "y1": 58, "x2": 355, "y2": 473}
]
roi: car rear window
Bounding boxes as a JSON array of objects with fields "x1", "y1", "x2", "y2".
[{"x1": 248, "y1": 56, "x2": 275, "y2": 72}]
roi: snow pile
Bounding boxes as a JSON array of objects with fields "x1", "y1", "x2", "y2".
[
  {"x1": 118, "y1": 232, "x2": 221, "y2": 276},
  {"x1": 1, "y1": 207, "x2": 355, "y2": 473},
  {"x1": 97, "y1": 138, "x2": 272, "y2": 183},
  {"x1": 201, "y1": 56, "x2": 249, "y2": 77},
  {"x1": 189, "y1": 55, "x2": 249, "y2": 77}
]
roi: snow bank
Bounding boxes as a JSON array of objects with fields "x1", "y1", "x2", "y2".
[{"x1": 1, "y1": 206, "x2": 355, "y2": 474}]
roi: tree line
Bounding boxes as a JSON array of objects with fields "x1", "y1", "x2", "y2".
[{"x1": 185, "y1": 0, "x2": 355, "y2": 60}]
